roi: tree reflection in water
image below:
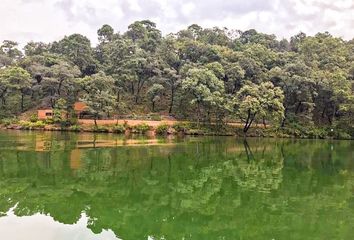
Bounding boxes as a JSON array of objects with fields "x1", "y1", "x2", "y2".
[{"x1": 0, "y1": 131, "x2": 353, "y2": 240}]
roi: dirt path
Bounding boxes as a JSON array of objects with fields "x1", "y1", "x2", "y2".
[{"x1": 78, "y1": 119, "x2": 179, "y2": 127}]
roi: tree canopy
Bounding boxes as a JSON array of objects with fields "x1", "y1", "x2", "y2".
[{"x1": 0, "y1": 21, "x2": 353, "y2": 137}]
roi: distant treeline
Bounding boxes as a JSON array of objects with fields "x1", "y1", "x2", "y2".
[{"x1": 0, "y1": 20, "x2": 353, "y2": 136}]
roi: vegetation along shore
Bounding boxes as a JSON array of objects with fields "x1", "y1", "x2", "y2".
[{"x1": 0, "y1": 21, "x2": 353, "y2": 139}]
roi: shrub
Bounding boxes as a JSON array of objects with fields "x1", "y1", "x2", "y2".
[
  {"x1": 44, "y1": 118, "x2": 54, "y2": 124},
  {"x1": 59, "y1": 120, "x2": 72, "y2": 128},
  {"x1": 335, "y1": 131, "x2": 352, "y2": 140},
  {"x1": 70, "y1": 125, "x2": 82, "y2": 132},
  {"x1": 53, "y1": 109, "x2": 63, "y2": 123},
  {"x1": 18, "y1": 120, "x2": 31, "y2": 129},
  {"x1": 172, "y1": 122, "x2": 189, "y2": 133},
  {"x1": 150, "y1": 114, "x2": 161, "y2": 121},
  {"x1": 18, "y1": 120, "x2": 45, "y2": 129},
  {"x1": 92, "y1": 125, "x2": 109, "y2": 133},
  {"x1": 132, "y1": 123, "x2": 150, "y2": 134},
  {"x1": 0, "y1": 118, "x2": 18, "y2": 127},
  {"x1": 112, "y1": 124, "x2": 126, "y2": 134},
  {"x1": 307, "y1": 127, "x2": 327, "y2": 139},
  {"x1": 68, "y1": 117, "x2": 78, "y2": 126},
  {"x1": 29, "y1": 114, "x2": 39, "y2": 123},
  {"x1": 33, "y1": 121, "x2": 45, "y2": 128},
  {"x1": 156, "y1": 124, "x2": 169, "y2": 135}
]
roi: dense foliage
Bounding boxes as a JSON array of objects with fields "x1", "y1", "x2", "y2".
[{"x1": 0, "y1": 21, "x2": 353, "y2": 136}]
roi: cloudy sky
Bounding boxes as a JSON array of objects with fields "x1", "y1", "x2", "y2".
[{"x1": 1, "y1": 0, "x2": 353, "y2": 45}]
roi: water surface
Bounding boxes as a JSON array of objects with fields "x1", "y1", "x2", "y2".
[{"x1": 0, "y1": 130, "x2": 353, "y2": 240}]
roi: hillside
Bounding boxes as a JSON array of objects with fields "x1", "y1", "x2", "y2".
[{"x1": 0, "y1": 21, "x2": 353, "y2": 138}]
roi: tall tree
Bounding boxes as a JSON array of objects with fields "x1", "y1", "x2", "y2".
[
  {"x1": 51, "y1": 34, "x2": 97, "y2": 75},
  {"x1": 232, "y1": 81, "x2": 284, "y2": 133},
  {"x1": 79, "y1": 72, "x2": 115, "y2": 126},
  {"x1": 182, "y1": 67, "x2": 225, "y2": 125},
  {"x1": 0, "y1": 66, "x2": 31, "y2": 112}
]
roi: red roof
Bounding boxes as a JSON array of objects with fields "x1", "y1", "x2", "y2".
[{"x1": 74, "y1": 102, "x2": 88, "y2": 112}]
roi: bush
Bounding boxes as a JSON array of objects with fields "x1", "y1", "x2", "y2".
[
  {"x1": 33, "y1": 121, "x2": 46, "y2": 128},
  {"x1": 172, "y1": 122, "x2": 189, "y2": 133},
  {"x1": 18, "y1": 120, "x2": 45, "y2": 129},
  {"x1": 132, "y1": 123, "x2": 150, "y2": 134},
  {"x1": 69, "y1": 125, "x2": 82, "y2": 132},
  {"x1": 68, "y1": 117, "x2": 78, "y2": 126},
  {"x1": 18, "y1": 120, "x2": 30, "y2": 129},
  {"x1": 335, "y1": 131, "x2": 352, "y2": 140},
  {"x1": 92, "y1": 125, "x2": 109, "y2": 133},
  {"x1": 0, "y1": 118, "x2": 18, "y2": 127},
  {"x1": 149, "y1": 114, "x2": 161, "y2": 121},
  {"x1": 156, "y1": 124, "x2": 169, "y2": 135},
  {"x1": 59, "y1": 120, "x2": 75, "y2": 128},
  {"x1": 29, "y1": 114, "x2": 39, "y2": 123},
  {"x1": 307, "y1": 127, "x2": 327, "y2": 139},
  {"x1": 44, "y1": 118, "x2": 54, "y2": 124},
  {"x1": 112, "y1": 124, "x2": 126, "y2": 134},
  {"x1": 53, "y1": 109, "x2": 63, "y2": 123}
]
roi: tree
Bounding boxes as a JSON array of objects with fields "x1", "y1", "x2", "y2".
[
  {"x1": 0, "y1": 66, "x2": 31, "y2": 112},
  {"x1": 51, "y1": 34, "x2": 97, "y2": 75},
  {"x1": 224, "y1": 62, "x2": 245, "y2": 94},
  {"x1": 159, "y1": 36, "x2": 182, "y2": 113},
  {"x1": 147, "y1": 84, "x2": 164, "y2": 112},
  {"x1": 0, "y1": 69, "x2": 10, "y2": 107},
  {"x1": 233, "y1": 81, "x2": 284, "y2": 133},
  {"x1": 126, "y1": 20, "x2": 162, "y2": 52},
  {"x1": 0, "y1": 21, "x2": 353, "y2": 138},
  {"x1": 97, "y1": 24, "x2": 114, "y2": 43},
  {"x1": 269, "y1": 62, "x2": 316, "y2": 126},
  {"x1": 24, "y1": 42, "x2": 50, "y2": 56},
  {"x1": 79, "y1": 72, "x2": 115, "y2": 127},
  {"x1": 162, "y1": 68, "x2": 181, "y2": 114},
  {"x1": 182, "y1": 67, "x2": 225, "y2": 125},
  {"x1": 53, "y1": 98, "x2": 67, "y2": 123},
  {"x1": 0, "y1": 40, "x2": 22, "y2": 60}
]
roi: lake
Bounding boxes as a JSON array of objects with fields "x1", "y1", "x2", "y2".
[{"x1": 0, "y1": 130, "x2": 353, "y2": 240}]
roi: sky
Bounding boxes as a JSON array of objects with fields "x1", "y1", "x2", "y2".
[{"x1": 1, "y1": 0, "x2": 353, "y2": 46}]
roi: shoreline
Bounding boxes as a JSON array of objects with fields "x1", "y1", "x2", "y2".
[{"x1": 1, "y1": 121, "x2": 352, "y2": 140}]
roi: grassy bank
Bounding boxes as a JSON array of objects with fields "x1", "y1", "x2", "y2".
[{"x1": 0, "y1": 118, "x2": 352, "y2": 140}]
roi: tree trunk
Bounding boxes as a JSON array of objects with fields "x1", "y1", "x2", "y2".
[
  {"x1": 197, "y1": 102, "x2": 201, "y2": 128},
  {"x1": 243, "y1": 110, "x2": 251, "y2": 133},
  {"x1": 58, "y1": 80, "x2": 63, "y2": 96},
  {"x1": 169, "y1": 88, "x2": 174, "y2": 114},
  {"x1": 116, "y1": 91, "x2": 120, "y2": 103},
  {"x1": 332, "y1": 105, "x2": 336, "y2": 125},
  {"x1": 94, "y1": 115, "x2": 98, "y2": 128},
  {"x1": 243, "y1": 110, "x2": 256, "y2": 134},
  {"x1": 131, "y1": 82, "x2": 135, "y2": 95},
  {"x1": 321, "y1": 106, "x2": 327, "y2": 119},
  {"x1": 295, "y1": 101, "x2": 302, "y2": 114},
  {"x1": 281, "y1": 109, "x2": 287, "y2": 128},
  {"x1": 21, "y1": 93, "x2": 24, "y2": 112},
  {"x1": 152, "y1": 101, "x2": 155, "y2": 112},
  {"x1": 263, "y1": 117, "x2": 267, "y2": 129}
]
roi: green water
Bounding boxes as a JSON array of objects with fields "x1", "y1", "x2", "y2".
[{"x1": 0, "y1": 130, "x2": 353, "y2": 240}]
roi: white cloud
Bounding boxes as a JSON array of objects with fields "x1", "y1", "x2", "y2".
[
  {"x1": 181, "y1": 2, "x2": 196, "y2": 16},
  {"x1": 0, "y1": 0, "x2": 353, "y2": 47}
]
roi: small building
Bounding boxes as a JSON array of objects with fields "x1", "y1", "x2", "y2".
[
  {"x1": 37, "y1": 109, "x2": 54, "y2": 120},
  {"x1": 37, "y1": 102, "x2": 88, "y2": 120}
]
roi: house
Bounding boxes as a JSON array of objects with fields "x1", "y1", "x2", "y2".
[
  {"x1": 37, "y1": 109, "x2": 54, "y2": 120},
  {"x1": 37, "y1": 102, "x2": 88, "y2": 120}
]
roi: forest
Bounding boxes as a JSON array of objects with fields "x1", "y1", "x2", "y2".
[{"x1": 0, "y1": 20, "x2": 353, "y2": 138}]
